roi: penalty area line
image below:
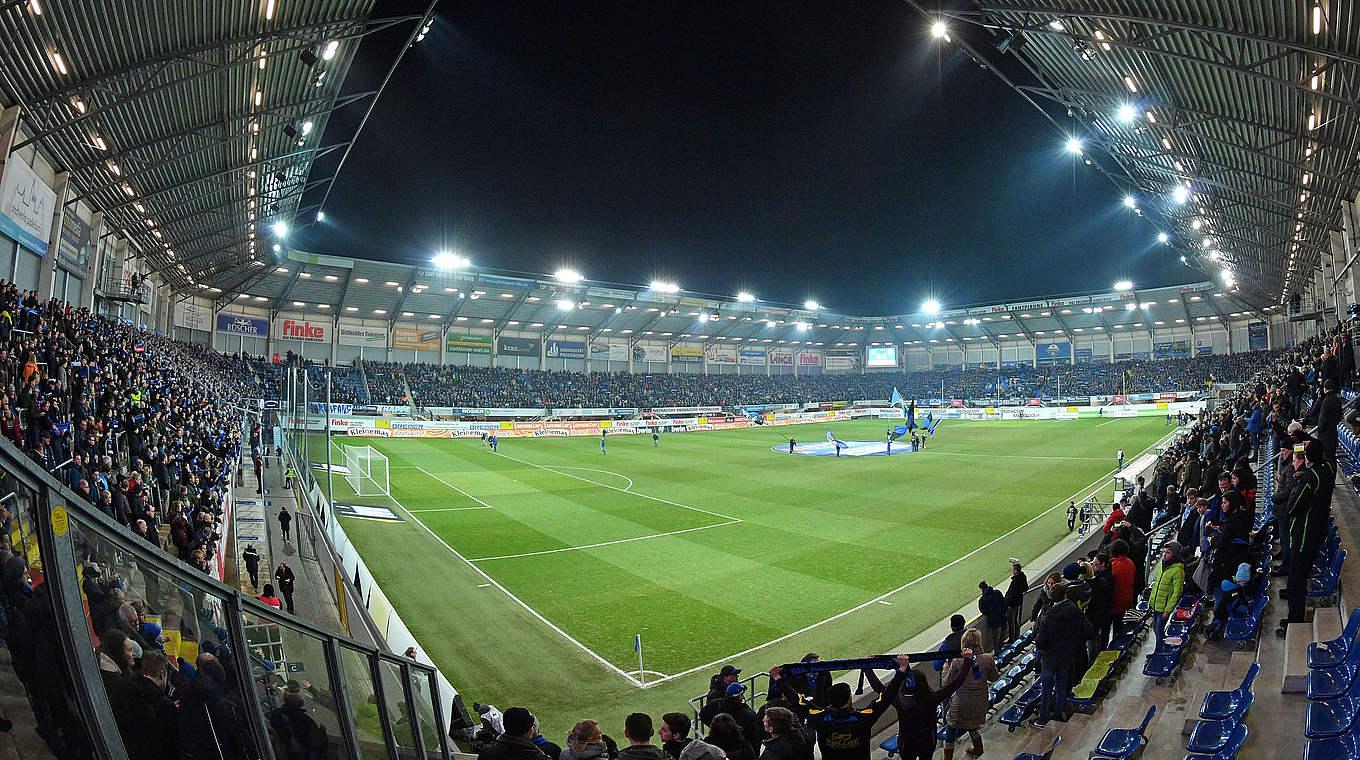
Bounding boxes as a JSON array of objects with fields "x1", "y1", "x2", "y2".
[
  {"x1": 468, "y1": 519, "x2": 742, "y2": 562},
  {"x1": 383, "y1": 489, "x2": 645, "y2": 688},
  {"x1": 639, "y1": 426, "x2": 1182, "y2": 689}
]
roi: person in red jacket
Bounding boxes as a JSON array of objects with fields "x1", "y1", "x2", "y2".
[
  {"x1": 1108, "y1": 539, "x2": 1137, "y2": 635},
  {"x1": 1102, "y1": 497, "x2": 1128, "y2": 537}
]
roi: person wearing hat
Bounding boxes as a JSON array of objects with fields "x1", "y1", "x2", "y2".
[
  {"x1": 933, "y1": 615, "x2": 968, "y2": 672},
  {"x1": 1148, "y1": 542, "x2": 1185, "y2": 644},
  {"x1": 976, "y1": 581, "x2": 1007, "y2": 656},
  {"x1": 268, "y1": 680, "x2": 329, "y2": 756},
  {"x1": 242, "y1": 543, "x2": 261, "y2": 591},
  {"x1": 478, "y1": 707, "x2": 549, "y2": 760},
  {"x1": 769, "y1": 654, "x2": 911, "y2": 760},
  {"x1": 706, "y1": 665, "x2": 742, "y2": 703},
  {"x1": 1280, "y1": 440, "x2": 1335, "y2": 638},
  {"x1": 1207, "y1": 563, "x2": 1258, "y2": 640},
  {"x1": 699, "y1": 682, "x2": 760, "y2": 755}
]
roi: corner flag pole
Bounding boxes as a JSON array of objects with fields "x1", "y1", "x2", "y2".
[{"x1": 635, "y1": 634, "x2": 645, "y2": 686}]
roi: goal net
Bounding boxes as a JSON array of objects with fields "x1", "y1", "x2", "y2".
[{"x1": 330, "y1": 441, "x2": 390, "y2": 498}]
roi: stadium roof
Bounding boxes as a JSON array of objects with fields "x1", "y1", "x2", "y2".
[
  {"x1": 914, "y1": 0, "x2": 1360, "y2": 309},
  {"x1": 0, "y1": 0, "x2": 433, "y2": 295},
  {"x1": 223, "y1": 251, "x2": 1277, "y2": 349}
]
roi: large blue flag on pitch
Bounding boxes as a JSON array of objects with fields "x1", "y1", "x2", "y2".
[
  {"x1": 891, "y1": 387, "x2": 905, "y2": 407},
  {"x1": 747, "y1": 410, "x2": 766, "y2": 425},
  {"x1": 906, "y1": 400, "x2": 917, "y2": 429},
  {"x1": 826, "y1": 429, "x2": 848, "y2": 449}
]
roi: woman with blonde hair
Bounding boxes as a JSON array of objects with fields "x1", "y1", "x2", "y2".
[
  {"x1": 942, "y1": 629, "x2": 999, "y2": 759},
  {"x1": 561, "y1": 719, "x2": 618, "y2": 760}
]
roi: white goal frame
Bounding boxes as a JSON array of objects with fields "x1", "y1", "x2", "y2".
[{"x1": 331, "y1": 441, "x2": 390, "y2": 498}]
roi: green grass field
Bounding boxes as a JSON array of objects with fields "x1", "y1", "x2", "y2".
[{"x1": 315, "y1": 417, "x2": 1173, "y2": 735}]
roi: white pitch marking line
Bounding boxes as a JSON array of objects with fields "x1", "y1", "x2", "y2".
[
  {"x1": 477, "y1": 583, "x2": 491, "y2": 588},
  {"x1": 639, "y1": 426, "x2": 1183, "y2": 688},
  {"x1": 876, "y1": 600, "x2": 893, "y2": 606},
  {"x1": 407, "y1": 506, "x2": 493, "y2": 512},
  {"x1": 553, "y1": 465, "x2": 634, "y2": 491},
  {"x1": 490, "y1": 450, "x2": 743, "y2": 522},
  {"x1": 383, "y1": 490, "x2": 644, "y2": 687},
  {"x1": 920, "y1": 451, "x2": 1109, "y2": 461},
  {"x1": 468, "y1": 520, "x2": 742, "y2": 562},
  {"x1": 415, "y1": 466, "x2": 500, "y2": 509}
]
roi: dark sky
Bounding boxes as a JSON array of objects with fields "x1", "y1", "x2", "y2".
[{"x1": 300, "y1": 0, "x2": 1191, "y2": 315}]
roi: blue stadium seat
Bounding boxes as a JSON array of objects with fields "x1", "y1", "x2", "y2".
[
  {"x1": 998, "y1": 685, "x2": 1042, "y2": 731},
  {"x1": 1309, "y1": 549, "x2": 1347, "y2": 599},
  {"x1": 1306, "y1": 664, "x2": 1360, "y2": 739},
  {"x1": 1186, "y1": 711, "x2": 1250, "y2": 754},
  {"x1": 1303, "y1": 730, "x2": 1360, "y2": 760},
  {"x1": 1310, "y1": 609, "x2": 1360, "y2": 669},
  {"x1": 1012, "y1": 735, "x2": 1059, "y2": 760},
  {"x1": 1200, "y1": 663, "x2": 1260, "y2": 720},
  {"x1": 1310, "y1": 640, "x2": 1360, "y2": 701},
  {"x1": 879, "y1": 735, "x2": 898, "y2": 757},
  {"x1": 1089, "y1": 705, "x2": 1156, "y2": 760},
  {"x1": 1179, "y1": 725, "x2": 1246, "y2": 760}
]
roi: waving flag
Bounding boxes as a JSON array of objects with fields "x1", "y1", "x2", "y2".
[
  {"x1": 826, "y1": 429, "x2": 848, "y2": 450},
  {"x1": 890, "y1": 387, "x2": 905, "y2": 408},
  {"x1": 906, "y1": 400, "x2": 917, "y2": 429},
  {"x1": 928, "y1": 415, "x2": 942, "y2": 437},
  {"x1": 747, "y1": 410, "x2": 766, "y2": 425}
]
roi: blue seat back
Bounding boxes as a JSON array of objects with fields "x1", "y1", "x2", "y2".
[{"x1": 1137, "y1": 704, "x2": 1157, "y2": 737}]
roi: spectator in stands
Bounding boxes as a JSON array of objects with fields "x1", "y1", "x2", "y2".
[
  {"x1": 864, "y1": 650, "x2": 972, "y2": 760},
  {"x1": 532, "y1": 717, "x2": 563, "y2": 760},
  {"x1": 619, "y1": 713, "x2": 669, "y2": 760},
  {"x1": 658, "y1": 713, "x2": 692, "y2": 760},
  {"x1": 269, "y1": 681, "x2": 329, "y2": 759},
  {"x1": 258, "y1": 584, "x2": 282, "y2": 609},
  {"x1": 278, "y1": 506, "x2": 292, "y2": 542},
  {"x1": 178, "y1": 654, "x2": 248, "y2": 760},
  {"x1": 479, "y1": 707, "x2": 548, "y2": 760},
  {"x1": 976, "y1": 581, "x2": 1006, "y2": 655},
  {"x1": 932, "y1": 615, "x2": 967, "y2": 673},
  {"x1": 941, "y1": 630, "x2": 998, "y2": 760},
  {"x1": 757, "y1": 706, "x2": 810, "y2": 760},
  {"x1": 1148, "y1": 542, "x2": 1185, "y2": 643},
  {"x1": 1206, "y1": 563, "x2": 1259, "y2": 640},
  {"x1": 1317, "y1": 379, "x2": 1342, "y2": 462},
  {"x1": 706, "y1": 665, "x2": 742, "y2": 703},
  {"x1": 1085, "y1": 553, "x2": 1114, "y2": 659},
  {"x1": 275, "y1": 562, "x2": 296, "y2": 613},
  {"x1": 1107, "y1": 540, "x2": 1136, "y2": 635},
  {"x1": 1208, "y1": 491, "x2": 1251, "y2": 593},
  {"x1": 97, "y1": 628, "x2": 134, "y2": 707},
  {"x1": 118, "y1": 649, "x2": 178, "y2": 760},
  {"x1": 706, "y1": 714, "x2": 754, "y2": 760},
  {"x1": 1030, "y1": 582, "x2": 1092, "y2": 729},
  {"x1": 242, "y1": 544, "x2": 261, "y2": 590},
  {"x1": 700, "y1": 682, "x2": 760, "y2": 752},
  {"x1": 787, "y1": 654, "x2": 829, "y2": 705},
  {"x1": 1280, "y1": 440, "x2": 1334, "y2": 638},
  {"x1": 1004, "y1": 560, "x2": 1027, "y2": 644},
  {"x1": 562, "y1": 720, "x2": 617, "y2": 760},
  {"x1": 769, "y1": 654, "x2": 910, "y2": 760}
]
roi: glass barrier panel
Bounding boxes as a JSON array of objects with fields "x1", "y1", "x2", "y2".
[
  {"x1": 243, "y1": 608, "x2": 353, "y2": 760},
  {"x1": 408, "y1": 668, "x2": 446, "y2": 760},
  {"x1": 378, "y1": 659, "x2": 418, "y2": 759},
  {"x1": 338, "y1": 645, "x2": 391, "y2": 760}
]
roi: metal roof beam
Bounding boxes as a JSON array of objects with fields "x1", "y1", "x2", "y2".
[{"x1": 386, "y1": 271, "x2": 421, "y2": 327}]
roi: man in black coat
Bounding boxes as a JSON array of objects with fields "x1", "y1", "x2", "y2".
[
  {"x1": 1280, "y1": 441, "x2": 1334, "y2": 637},
  {"x1": 275, "y1": 562, "x2": 296, "y2": 614},
  {"x1": 1031, "y1": 582, "x2": 1093, "y2": 728},
  {"x1": 118, "y1": 651, "x2": 178, "y2": 760},
  {"x1": 758, "y1": 707, "x2": 811, "y2": 760},
  {"x1": 977, "y1": 581, "x2": 1008, "y2": 654},
  {"x1": 478, "y1": 707, "x2": 548, "y2": 760},
  {"x1": 1004, "y1": 560, "x2": 1028, "y2": 644},
  {"x1": 699, "y1": 682, "x2": 761, "y2": 755},
  {"x1": 177, "y1": 655, "x2": 247, "y2": 760},
  {"x1": 1316, "y1": 380, "x2": 1342, "y2": 463}
]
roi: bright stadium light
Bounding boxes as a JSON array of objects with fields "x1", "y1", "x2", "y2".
[
  {"x1": 1172, "y1": 185, "x2": 1189, "y2": 204},
  {"x1": 931, "y1": 20, "x2": 948, "y2": 38},
  {"x1": 272, "y1": 243, "x2": 281, "y2": 253},
  {"x1": 1122, "y1": 195, "x2": 1136, "y2": 208},
  {"x1": 556, "y1": 299, "x2": 575, "y2": 310},
  {"x1": 922, "y1": 299, "x2": 941, "y2": 315},
  {"x1": 271, "y1": 220, "x2": 288, "y2": 237},
  {"x1": 1116, "y1": 104, "x2": 1137, "y2": 123},
  {"x1": 804, "y1": 300, "x2": 821, "y2": 311},
  {"x1": 1113, "y1": 280, "x2": 1133, "y2": 291},
  {"x1": 736, "y1": 291, "x2": 756, "y2": 302},
  {"x1": 1064, "y1": 137, "x2": 1083, "y2": 154},
  {"x1": 432, "y1": 251, "x2": 470, "y2": 269},
  {"x1": 1157, "y1": 232, "x2": 1169, "y2": 243},
  {"x1": 554, "y1": 268, "x2": 583, "y2": 283},
  {"x1": 315, "y1": 211, "x2": 325, "y2": 222},
  {"x1": 650, "y1": 281, "x2": 680, "y2": 293}
]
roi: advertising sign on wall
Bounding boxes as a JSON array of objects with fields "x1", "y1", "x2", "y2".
[
  {"x1": 739, "y1": 348, "x2": 766, "y2": 366},
  {"x1": 546, "y1": 340, "x2": 586, "y2": 360},
  {"x1": 770, "y1": 349, "x2": 794, "y2": 366},
  {"x1": 58, "y1": 209, "x2": 92, "y2": 275},
  {"x1": 277, "y1": 318, "x2": 331, "y2": 343},
  {"x1": 799, "y1": 351, "x2": 824, "y2": 366},
  {"x1": 671, "y1": 346, "x2": 702, "y2": 362},
  {"x1": 1153, "y1": 340, "x2": 1190, "y2": 359},
  {"x1": 497, "y1": 336, "x2": 540, "y2": 357},
  {"x1": 1195, "y1": 337, "x2": 1214, "y2": 355},
  {"x1": 338, "y1": 324, "x2": 388, "y2": 348},
  {"x1": 705, "y1": 346, "x2": 737, "y2": 364},
  {"x1": 446, "y1": 333, "x2": 493, "y2": 354},
  {"x1": 216, "y1": 312, "x2": 268, "y2": 337},
  {"x1": 633, "y1": 344, "x2": 667, "y2": 363},
  {"x1": 173, "y1": 302, "x2": 211, "y2": 331},
  {"x1": 0, "y1": 157, "x2": 56, "y2": 255},
  {"x1": 393, "y1": 327, "x2": 440, "y2": 351},
  {"x1": 1074, "y1": 347, "x2": 1093, "y2": 363},
  {"x1": 1036, "y1": 341, "x2": 1071, "y2": 366},
  {"x1": 590, "y1": 341, "x2": 629, "y2": 361},
  {"x1": 1247, "y1": 322, "x2": 1268, "y2": 352}
]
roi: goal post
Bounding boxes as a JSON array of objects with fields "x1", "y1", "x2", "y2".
[{"x1": 330, "y1": 440, "x2": 390, "y2": 498}]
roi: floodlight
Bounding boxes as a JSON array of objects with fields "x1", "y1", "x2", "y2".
[
  {"x1": 1116, "y1": 104, "x2": 1136, "y2": 123},
  {"x1": 1113, "y1": 280, "x2": 1133, "y2": 291},
  {"x1": 922, "y1": 299, "x2": 941, "y2": 315},
  {"x1": 321, "y1": 39, "x2": 339, "y2": 61},
  {"x1": 650, "y1": 281, "x2": 679, "y2": 293},
  {"x1": 804, "y1": 300, "x2": 821, "y2": 311},
  {"x1": 316, "y1": 211, "x2": 325, "y2": 222},
  {"x1": 271, "y1": 221, "x2": 288, "y2": 237},
  {"x1": 1171, "y1": 186, "x2": 1189, "y2": 204},
  {"x1": 931, "y1": 21, "x2": 948, "y2": 38},
  {"x1": 1064, "y1": 137, "x2": 1083, "y2": 154},
  {"x1": 272, "y1": 243, "x2": 281, "y2": 253},
  {"x1": 736, "y1": 291, "x2": 755, "y2": 302},
  {"x1": 1122, "y1": 195, "x2": 1136, "y2": 208},
  {"x1": 432, "y1": 251, "x2": 470, "y2": 269},
  {"x1": 1157, "y1": 232, "x2": 1169, "y2": 243},
  {"x1": 556, "y1": 299, "x2": 575, "y2": 310},
  {"x1": 1048, "y1": 19, "x2": 1064, "y2": 31},
  {"x1": 614, "y1": 307, "x2": 622, "y2": 314},
  {"x1": 554, "y1": 268, "x2": 583, "y2": 283},
  {"x1": 301, "y1": 120, "x2": 314, "y2": 136}
]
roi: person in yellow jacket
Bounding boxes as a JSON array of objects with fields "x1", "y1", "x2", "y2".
[{"x1": 1149, "y1": 541, "x2": 1185, "y2": 644}]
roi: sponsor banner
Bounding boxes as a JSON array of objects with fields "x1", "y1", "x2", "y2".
[
  {"x1": 951, "y1": 399, "x2": 964, "y2": 407},
  {"x1": 554, "y1": 408, "x2": 637, "y2": 417},
  {"x1": 1088, "y1": 292, "x2": 1124, "y2": 304},
  {"x1": 0, "y1": 156, "x2": 56, "y2": 255},
  {"x1": 770, "y1": 349, "x2": 794, "y2": 366},
  {"x1": 546, "y1": 339, "x2": 586, "y2": 360},
  {"x1": 653, "y1": 406, "x2": 722, "y2": 415},
  {"x1": 798, "y1": 351, "x2": 823, "y2": 366},
  {"x1": 1247, "y1": 321, "x2": 1268, "y2": 351},
  {"x1": 174, "y1": 302, "x2": 211, "y2": 331},
  {"x1": 277, "y1": 318, "x2": 330, "y2": 343},
  {"x1": 824, "y1": 354, "x2": 855, "y2": 371},
  {"x1": 739, "y1": 348, "x2": 767, "y2": 366},
  {"x1": 1074, "y1": 347, "x2": 1094, "y2": 362},
  {"x1": 672, "y1": 345, "x2": 702, "y2": 362},
  {"x1": 1195, "y1": 338, "x2": 1214, "y2": 355},
  {"x1": 1179, "y1": 282, "x2": 1215, "y2": 293},
  {"x1": 633, "y1": 344, "x2": 668, "y2": 363},
  {"x1": 446, "y1": 333, "x2": 493, "y2": 354},
  {"x1": 498, "y1": 336, "x2": 541, "y2": 357},
  {"x1": 440, "y1": 407, "x2": 543, "y2": 417},
  {"x1": 476, "y1": 273, "x2": 536, "y2": 289},
  {"x1": 590, "y1": 341, "x2": 628, "y2": 361},
  {"x1": 309, "y1": 402, "x2": 354, "y2": 415},
  {"x1": 1158, "y1": 393, "x2": 1178, "y2": 401},
  {"x1": 705, "y1": 345, "x2": 737, "y2": 364},
  {"x1": 1006, "y1": 300, "x2": 1046, "y2": 311},
  {"x1": 1153, "y1": 340, "x2": 1190, "y2": 359},
  {"x1": 338, "y1": 324, "x2": 388, "y2": 348},
  {"x1": 58, "y1": 208, "x2": 93, "y2": 275},
  {"x1": 1046, "y1": 296, "x2": 1089, "y2": 307},
  {"x1": 376, "y1": 405, "x2": 409, "y2": 415},
  {"x1": 1112, "y1": 394, "x2": 1127, "y2": 404},
  {"x1": 217, "y1": 312, "x2": 268, "y2": 337},
  {"x1": 393, "y1": 327, "x2": 440, "y2": 351},
  {"x1": 1035, "y1": 341, "x2": 1070, "y2": 366}
]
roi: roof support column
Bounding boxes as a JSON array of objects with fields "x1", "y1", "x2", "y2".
[{"x1": 36, "y1": 172, "x2": 69, "y2": 300}]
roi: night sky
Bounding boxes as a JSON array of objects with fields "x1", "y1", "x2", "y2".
[{"x1": 301, "y1": 1, "x2": 1192, "y2": 315}]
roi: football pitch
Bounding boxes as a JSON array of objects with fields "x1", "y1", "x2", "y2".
[{"x1": 316, "y1": 417, "x2": 1173, "y2": 731}]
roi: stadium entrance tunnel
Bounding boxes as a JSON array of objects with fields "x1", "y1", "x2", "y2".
[{"x1": 775, "y1": 441, "x2": 918, "y2": 457}]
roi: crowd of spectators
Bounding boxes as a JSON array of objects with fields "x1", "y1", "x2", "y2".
[
  {"x1": 364, "y1": 360, "x2": 410, "y2": 406},
  {"x1": 306, "y1": 363, "x2": 368, "y2": 405}
]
